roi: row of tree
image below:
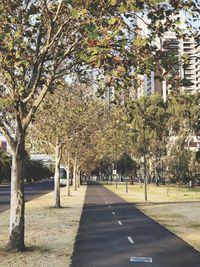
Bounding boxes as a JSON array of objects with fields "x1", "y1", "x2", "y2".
[
  {"x1": 27, "y1": 84, "x2": 132, "y2": 206},
  {"x1": 33, "y1": 87, "x2": 200, "y2": 193}
]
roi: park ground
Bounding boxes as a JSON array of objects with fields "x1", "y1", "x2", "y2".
[
  {"x1": 1, "y1": 182, "x2": 200, "y2": 266},
  {"x1": 0, "y1": 186, "x2": 86, "y2": 267},
  {"x1": 103, "y1": 182, "x2": 200, "y2": 251}
]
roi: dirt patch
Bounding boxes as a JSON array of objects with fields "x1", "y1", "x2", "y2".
[{"x1": 0, "y1": 186, "x2": 86, "y2": 267}]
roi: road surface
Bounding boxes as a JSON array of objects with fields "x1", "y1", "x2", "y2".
[
  {"x1": 70, "y1": 182, "x2": 200, "y2": 267},
  {"x1": 0, "y1": 180, "x2": 54, "y2": 213}
]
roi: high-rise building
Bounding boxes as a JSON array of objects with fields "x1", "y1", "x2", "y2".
[{"x1": 143, "y1": 34, "x2": 200, "y2": 99}]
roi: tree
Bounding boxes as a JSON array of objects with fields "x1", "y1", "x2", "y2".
[
  {"x1": 167, "y1": 92, "x2": 200, "y2": 147},
  {"x1": 116, "y1": 153, "x2": 137, "y2": 184},
  {"x1": 167, "y1": 143, "x2": 191, "y2": 183},
  {"x1": 131, "y1": 93, "x2": 168, "y2": 184},
  {"x1": 166, "y1": 92, "x2": 200, "y2": 182}
]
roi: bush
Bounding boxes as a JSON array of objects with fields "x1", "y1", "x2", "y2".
[{"x1": 24, "y1": 158, "x2": 53, "y2": 182}]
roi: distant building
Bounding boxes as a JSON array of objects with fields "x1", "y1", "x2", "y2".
[{"x1": 30, "y1": 153, "x2": 55, "y2": 168}]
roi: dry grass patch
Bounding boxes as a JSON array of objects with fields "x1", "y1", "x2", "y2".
[
  {"x1": 103, "y1": 183, "x2": 200, "y2": 203},
  {"x1": 0, "y1": 186, "x2": 87, "y2": 267},
  {"x1": 104, "y1": 183, "x2": 200, "y2": 251},
  {"x1": 139, "y1": 202, "x2": 200, "y2": 251}
]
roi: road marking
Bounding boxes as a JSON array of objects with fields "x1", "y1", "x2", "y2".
[
  {"x1": 118, "y1": 220, "x2": 122, "y2": 225},
  {"x1": 130, "y1": 257, "x2": 153, "y2": 263},
  {"x1": 112, "y1": 211, "x2": 115, "y2": 215},
  {"x1": 108, "y1": 205, "x2": 111, "y2": 208},
  {"x1": 127, "y1": 236, "x2": 134, "y2": 244}
]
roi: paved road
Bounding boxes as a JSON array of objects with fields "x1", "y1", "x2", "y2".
[
  {"x1": 0, "y1": 180, "x2": 54, "y2": 213},
  {"x1": 70, "y1": 182, "x2": 200, "y2": 267}
]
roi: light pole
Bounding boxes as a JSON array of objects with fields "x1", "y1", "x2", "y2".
[
  {"x1": 125, "y1": 157, "x2": 128, "y2": 193},
  {"x1": 143, "y1": 94, "x2": 148, "y2": 201},
  {"x1": 143, "y1": 123, "x2": 148, "y2": 201}
]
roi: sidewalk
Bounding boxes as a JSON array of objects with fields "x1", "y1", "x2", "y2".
[{"x1": 0, "y1": 185, "x2": 87, "y2": 267}]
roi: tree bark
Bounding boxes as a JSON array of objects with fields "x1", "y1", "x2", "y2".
[
  {"x1": 77, "y1": 169, "x2": 80, "y2": 188},
  {"x1": 7, "y1": 133, "x2": 25, "y2": 251},
  {"x1": 73, "y1": 157, "x2": 77, "y2": 190},
  {"x1": 54, "y1": 140, "x2": 62, "y2": 208}
]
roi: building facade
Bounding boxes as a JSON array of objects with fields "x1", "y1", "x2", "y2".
[{"x1": 142, "y1": 34, "x2": 200, "y2": 99}]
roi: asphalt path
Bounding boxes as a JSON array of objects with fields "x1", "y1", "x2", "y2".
[
  {"x1": 0, "y1": 180, "x2": 54, "y2": 213},
  {"x1": 70, "y1": 182, "x2": 200, "y2": 267}
]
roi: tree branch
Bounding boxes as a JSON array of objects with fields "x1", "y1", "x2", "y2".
[
  {"x1": 23, "y1": 78, "x2": 52, "y2": 129},
  {"x1": 53, "y1": 0, "x2": 64, "y2": 23},
  {"x1": 0, "y1": 124, "x2": 16, "y2": 152}
]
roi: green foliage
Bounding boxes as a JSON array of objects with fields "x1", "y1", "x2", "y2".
[
  {"x1": 131, "y1": 93, "x2": 168, "y2": 158},
  {"x1": 92, "y1": 157, "x2": 113, "y2": 179},
  {"x1": 129, "y1": 91, "x2": 200, "y2": 183},
  {"x1": 116, "y1": 152, "x2": 137, "y2": 177},
  {"x1": 167, "y1": 92, "x2": 200, "y2": 137},
  {"x1": 166, "y1": 142, "x2": 192, "y2": 183},
  {"x1": 0, "y1": 0, "x2": 198, "y2": 134},
  {"x1": 24, "y1": 158, "x2": 52, "y2": 182}
]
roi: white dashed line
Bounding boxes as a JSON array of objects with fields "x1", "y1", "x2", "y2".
[
  {"x1": 130, "y1": 257, "x2": 153, "y2": 263},
  {"x1": 108, "y1": 205, "x2": 111, "y2": 208},
  {"x1": 127, "y1": 236, "x2": 134, "y2": 244},
  {"x1": 118, "y1": 220, "x2": 122, "y2": 225},
  {"x1": 112, "y1": 211, "x2": 116, "y2": 215}
]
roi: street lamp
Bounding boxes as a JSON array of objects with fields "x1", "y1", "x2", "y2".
[
  {"x1": 143, "y1": 124, "x2": 148, "y2": 201},
  {"x1": 125, "y1": 156, "x2": 128, "y2": 193}
]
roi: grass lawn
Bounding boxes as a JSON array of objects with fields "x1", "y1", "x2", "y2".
[
  {"x1": 0, "y1": 186, "x2": 86, "y2": 267},
  {"x1": 103, "y1": 182, "x2": 200, "y2": 251}
]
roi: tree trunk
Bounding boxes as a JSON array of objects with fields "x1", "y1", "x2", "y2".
[
  {"x1": 73, "y1": 158, "x2": 77, "y2": 190},
  {"x1": 80, "y1": 170, "x2": 82, "y2": 185},
  {"x1": 7, "y1": 137, "x2": 25, "y2": 251},
  {"x1": 77, "y1": 169, "x2": 80, "y2": 188},
  {"x1": 130, "y1": 174, "x2": 134, "y2": 185},
  {"x1": 66, "y1": 154, "x2": 70, "y2": 196},
  {"x1": 155, "y1": 156, "x2": 159, "y2": 186},
  {"x1": 54, "y1": 140, "x2": 62, "y2": 208}
]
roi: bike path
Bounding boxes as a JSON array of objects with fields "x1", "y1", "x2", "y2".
[{"x1": 70, "y1": 182, "x2": 200, "y2": 267}]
